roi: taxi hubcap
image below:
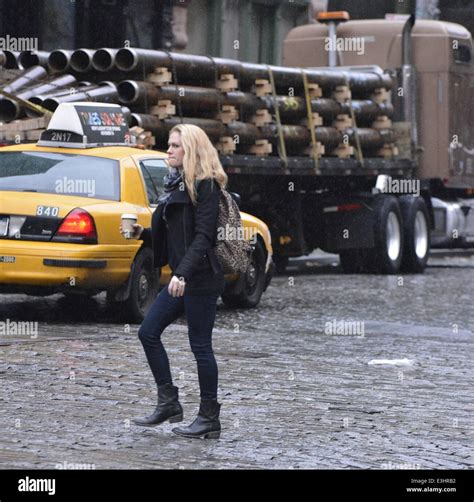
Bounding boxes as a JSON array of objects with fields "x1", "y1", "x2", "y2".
[
  {"x1": 138, "y1": 274, "x2": 149, "y2": 304},
  {"x1": 245, "y1": 260, "x2": 258, "y2": 294}
]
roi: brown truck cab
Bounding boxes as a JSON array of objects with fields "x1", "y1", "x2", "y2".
[{"x1": 272, "y1": 12, "x2": 474, "y2": 258}]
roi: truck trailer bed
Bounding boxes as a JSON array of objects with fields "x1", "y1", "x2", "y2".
[{"x1": 221, "y1": 155, "x2": 414, "y2": 177}]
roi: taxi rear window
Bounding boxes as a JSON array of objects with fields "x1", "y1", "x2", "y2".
[{"x1": 0, "y1": 151, "x2": 120, "y2": 200}]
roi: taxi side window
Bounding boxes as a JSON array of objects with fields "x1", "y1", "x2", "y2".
[{"x1": 139, "y1": 159, "x2": 169, "y2": 206}]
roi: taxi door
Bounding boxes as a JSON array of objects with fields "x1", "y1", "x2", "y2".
[{"x1": 132, "y1": 155, "x2": 173, "y2": 284}]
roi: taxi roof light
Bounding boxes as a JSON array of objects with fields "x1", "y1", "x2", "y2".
[{"x1": 37, "y1": 102, "x2": 133, "y2": 149}]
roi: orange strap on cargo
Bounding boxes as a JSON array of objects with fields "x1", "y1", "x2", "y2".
[
  {"x1": 267, "y1": 66, "x2": 288, "y2": 169},
  {"x1": 302, "y1": 70, "x2": 320, "y2": 173}
]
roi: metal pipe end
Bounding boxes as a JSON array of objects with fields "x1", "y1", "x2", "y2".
[
  {"x1": 115, "y1": 48, "x2": 138, "y2": 72},
  {"x1": 97, "y1": 80, "x2": 117, "y2": 89},
  {"x1": 42, "y1": 98, "x2": 61, "y2": 112},
  {"x1": 117, "y1": 80, "x2": 140, "y2": 103},
  {"x1": 92, "y1": 48, "x2": 117, "y2": 72},
  {"x1": 18, "y1": 50, "x2": 50, "y2": 69},
  {"x1": 25, "y1": 97, "x2": 43, "y2": 117},
  {"x1": 70, "y1": 49, "x2": 94, "y2": 73},
  {"x1": 3, "y1": 50, "x2": 21, "y2": 69},
  {"x1": 0, "y1": 99, "x2": 21, "y2": 123},
  {"x1": 18, "y1": 51, "x2": 37, "y2": 69},
  {"x1": 130, "y1": 113, "x2": 143, "y2": 128},
  {"x1": 48, "y1": 50, "x2": 71, "y2": 73}
]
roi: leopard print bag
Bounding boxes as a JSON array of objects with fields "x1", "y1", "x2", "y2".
[{"x1": 214, "y1": 189, "x2": 253, "y2": 274}]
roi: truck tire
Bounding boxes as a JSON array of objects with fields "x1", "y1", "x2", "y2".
[
  {"x1": 221, "y1": 241, "x2": 266, "y2": 308},
  {"x1": 399, "y1": 196, "x2": 430, "y2": 273},
  {"x1": 108, "y1": 247, "x2": 159, "y2": 323},
  {"x1": 367, "y1": 195, "x2": 403, "y2": 274}
]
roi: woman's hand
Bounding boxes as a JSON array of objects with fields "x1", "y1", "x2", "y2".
[
  {"x1": 168, "y1": 275, "x2": 186, "y2": 297},
  {"x1": 119, "y1": 223, "x2": 144, "y2": 239}
]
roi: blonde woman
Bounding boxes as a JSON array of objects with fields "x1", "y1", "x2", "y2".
[{"x1": 129, "y1": 124, "x2": 227, "y2": 439}]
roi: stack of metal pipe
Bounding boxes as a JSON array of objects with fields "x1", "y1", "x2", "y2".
[{"x1": 0, "y1": 47, "x2": 398, "y2": 158}]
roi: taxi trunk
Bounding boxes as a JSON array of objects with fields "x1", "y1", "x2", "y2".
[{"x1": 0, "y1": 150, "x2": 138, "y2": 294}]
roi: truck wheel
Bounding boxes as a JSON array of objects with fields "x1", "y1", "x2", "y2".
[
  {"x1": 222, "y1": 241, "x2": 266, "y2": 308},
  {"x1": 368, "y1": 196, "x2": 403, "y2": 274},
  {"x1": 108, "y1": 247, "x2": 159, "y2": 323},
  {"x1": 339, "y1": 249, "x2": 368, "y2": 273},
  {"x1": 399, "y1": 196, "x2": 430, "y2": 273}
]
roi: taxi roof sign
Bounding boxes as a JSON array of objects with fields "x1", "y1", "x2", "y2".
[{"x1": 38, "y1": 102, "x2": 134, "y2": 149}]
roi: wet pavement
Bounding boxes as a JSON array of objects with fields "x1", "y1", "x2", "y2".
[{"x1": 0, "y1": 252, "x2": 473, "y2": 469}]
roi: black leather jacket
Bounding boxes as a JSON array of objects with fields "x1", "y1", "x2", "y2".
[{"x1": 142, "y1": 178, "x2": 225, "y2": 296}]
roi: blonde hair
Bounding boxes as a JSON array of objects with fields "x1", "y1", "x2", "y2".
[{"x1": 169, "y1": 124, "x2": 228, "y2": 204}]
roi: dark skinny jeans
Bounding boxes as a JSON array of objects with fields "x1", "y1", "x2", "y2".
[{"x1": 138, "y1": 287, "x2": 219, "y2": 400}]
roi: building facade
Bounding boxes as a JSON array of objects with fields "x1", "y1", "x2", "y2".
[{"x1": 0, "y1": 0, "x2": 311, "y2": 65}]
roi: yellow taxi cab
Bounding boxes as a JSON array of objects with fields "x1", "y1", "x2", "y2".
[{"x1": 0, "y1": 102, "x2": 274, "y2": 322}]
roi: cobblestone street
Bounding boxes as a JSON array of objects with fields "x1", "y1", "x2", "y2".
[{"x1": 0, "y1": 254, "x2": 473, "y2": 469}]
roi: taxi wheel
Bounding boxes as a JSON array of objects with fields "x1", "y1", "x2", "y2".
[
  {"x1": 222, "y1": 241, "x2": 266, "y2": 309},
  {"x1": 111, "y1": 247, "x2": 159, "y2": 323}
]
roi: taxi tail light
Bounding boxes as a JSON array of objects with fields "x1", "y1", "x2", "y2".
[{"x1": 52, "y1": 208, "x2": 98, "y2": 244}]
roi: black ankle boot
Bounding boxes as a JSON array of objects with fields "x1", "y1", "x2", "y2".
[
  {"x1": 133, "y1": 383, "x2": 183, "y2": 427},
  {"x1": 172, "y1": 399, "x2": 221, "y2": 439}
]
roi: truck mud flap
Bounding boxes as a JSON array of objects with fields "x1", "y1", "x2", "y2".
[{"x1": 322, "y1": 206, "x2": 374, "y2": 252}]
